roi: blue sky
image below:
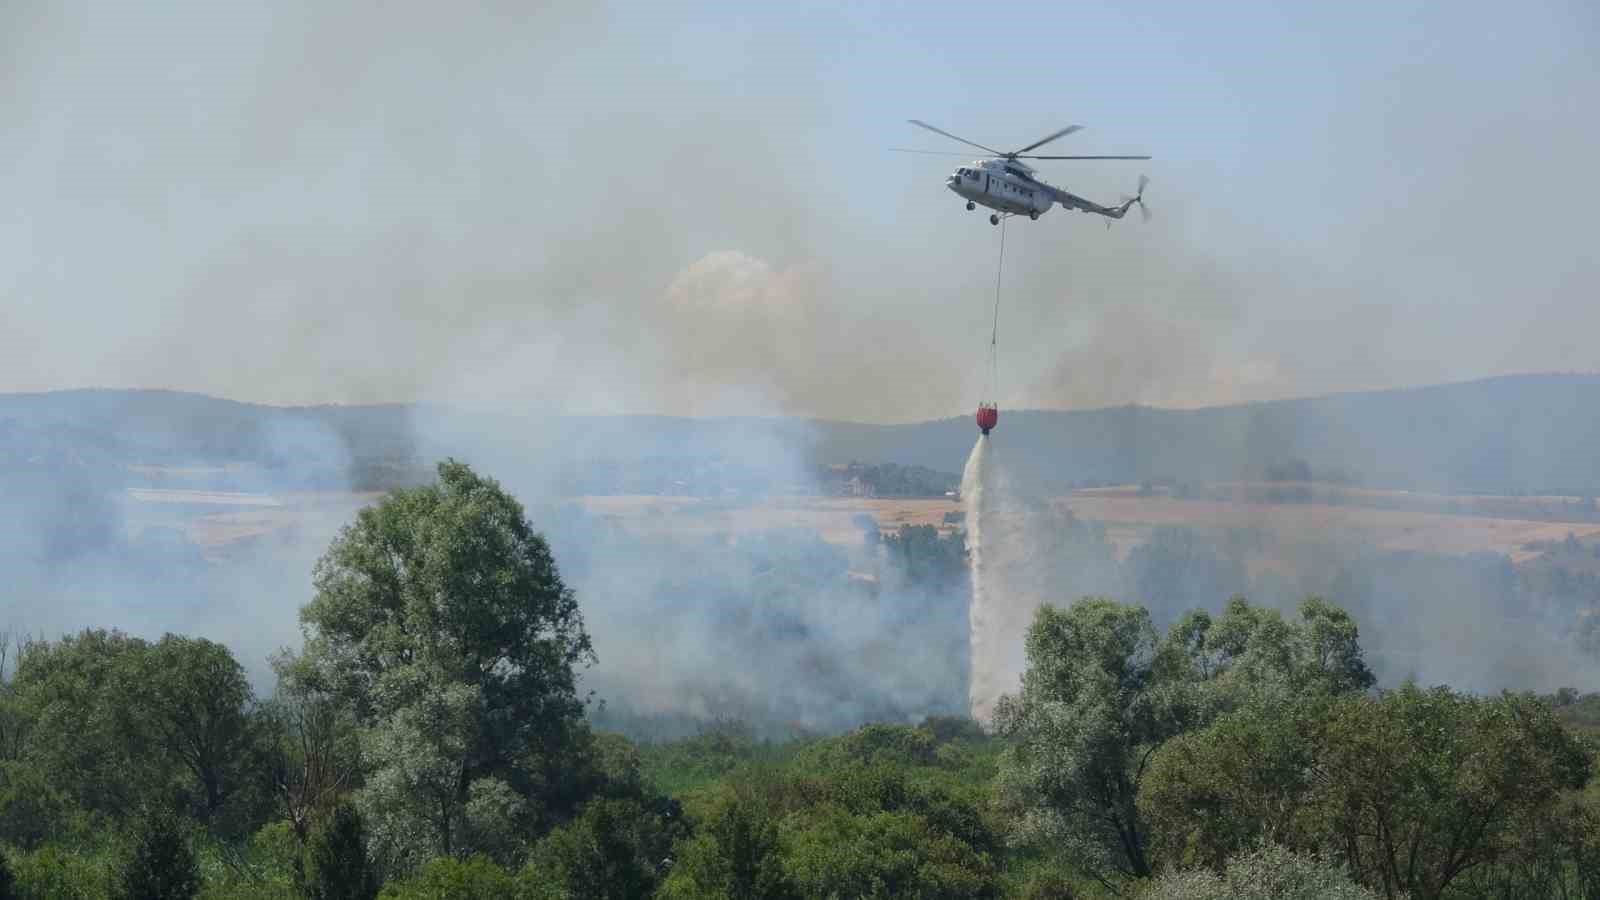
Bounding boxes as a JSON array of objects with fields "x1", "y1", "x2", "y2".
[{"x1": 3, "y1": 0, "x2": 1596, "y2": 419}]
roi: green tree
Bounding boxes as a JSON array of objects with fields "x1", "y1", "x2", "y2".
[
  {"x1": 1153, "y1": 597, "x2": 1374, "y2": 701},
  {"x1": 1140, "y1": 695, "x2": 1330, "y2": 870},
  {"x1": 9, "y1": 630, "x2": 161, "y2": 822},
  {"x1": 0, "y1": 631, "x2": 30, "y2": 764},
  {"x1": 777, "y1": 803, "x2": 998, "y2": 899},
  {"x1": 524, "y1": 797, "x2": 682, "y2": 899},
  {"x1": 996, "y1": 596, "x2": 1375, "y2": 888},
  {"x1": 882, "y1": 524, "x2": 967, "y2": 590},
  {"x1": 657, "y1": 793, "x2": 795, "y2": 900},
  {"x1": 993, "y1": 599, "x2": 1186, "y2": 884},
  {"x1": 8, "y1": 845, "x2": 110, "y2": 900},
  {"x1": 292, "y1": 460, "x2": 595, "y2": 866},
  {"x1": 378, "y1": 855, "x2": 518, "y2": 900},
  {"x1": 137, "y1": 635, "x2": 258, "y2": 829},
  {"x1": 1145, "y1": 684, "x2": 1593, "y2": 899},
  {"x1": 6, "y1": 629, "x2": 275, "y2": 840},
  {"x1": 305, "y1": 803, "x2": 379, "y2": 900},
  {"x1": 0, "y1": 849, "x2": 14, "y2": 900},
  {"x1": 115, "y1": 809, "x2": 199, "y2": 900},
  {"x1": 1309, "y1": 685, "x2": 1590, "y2": 900},
  {"x1": 764, "y1": 758, "x2": 999, "y2": 900},
  {"x1": 0, "y1": 760, "x2": 74, "y2": 849}
]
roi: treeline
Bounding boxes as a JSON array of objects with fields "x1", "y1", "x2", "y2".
[
  {"x1": 6, "y1": 459, "x2": 1600, "y2": 899},
  {"x1": 815, "y1": 462, "x2": 959, "y2": 498}
]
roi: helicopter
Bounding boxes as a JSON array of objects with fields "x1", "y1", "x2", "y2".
[{"x1": 893, "y1": 120, "x2": 1151, "y2": 226}]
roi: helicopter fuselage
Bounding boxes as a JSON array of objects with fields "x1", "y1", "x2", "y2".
[{"x1": 946, "y1": 158, "x2": 1053, "y2": 219}]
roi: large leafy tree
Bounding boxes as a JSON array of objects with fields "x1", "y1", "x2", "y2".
[
  {"x1": 136, "y1": 635, "x2": 258, "y2": 828},
  {"x1": 1310, "y1": 685, "x2": 1590, "y2": 900},
  {"x1": 10, "y1": 630, "x2": 262, "y2": 834},
  {"x1": 1140, "y1": 695, "x2": 1333, "y2": 870},
  {"x1": 994, "y1": 596, "x2": 1376, "y2": 887},
  {"x1": 291, "y1": 460, "x2": 594, "y2": 865},
  {"x1": 993, "y1": 599, "x2": 1176, "y2": 885},
  {"x1": 8, "y1": 630, "x2": 165, "y2": 822},
  {"x1": 1144, "y1": 684, "x2": 1593, "y2": 899}
]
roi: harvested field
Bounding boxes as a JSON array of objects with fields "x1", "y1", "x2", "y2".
[
  {"x1": 1053, "y1": 494, "x2": 1600, "y2": 563},
  {"x1": 574, "y1": 493, "x2": 1600, "y2": 565},
  {"x1": 134, "y1": 487, "x2": 1600, "y2": 568},
  {"x1": 573, "y1": 495, "x2": 961, "y2": 546}
]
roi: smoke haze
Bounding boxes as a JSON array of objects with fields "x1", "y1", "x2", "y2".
[
  {"x1": 5, "y1": 2, "x2": 1600, "y2": 727},
  {"x1": 5, "y1": 2, "x2": 1597, "y2": 419}
]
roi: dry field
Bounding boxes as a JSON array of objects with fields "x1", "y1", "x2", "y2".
[
  {"x1": 128, "y1": 490, "x2": 384, "y2": 557},
  {"x1": 1055, "y1": 493, "x2": 1600, "y2": 563},
  {"x1": 575, "y1": 495, "x2": 961, "y2": 546},
  {"x1": 574, "y1": 492, "x2": 1600, "y2": 565},
  {"x1": 131, "y1": 488, "x2": 1600, "y2": 567}
]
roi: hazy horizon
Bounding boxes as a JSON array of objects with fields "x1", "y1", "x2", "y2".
[{"x1": 8, "y1": 369, "x2": 1600, "y2": 426}]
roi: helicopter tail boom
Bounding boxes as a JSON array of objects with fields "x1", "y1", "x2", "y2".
[{"x1": 1095, "y1": 175, "x2": 1152, "y2": 225}]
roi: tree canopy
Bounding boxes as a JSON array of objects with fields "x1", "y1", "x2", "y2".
[{"x1": 289, "y1": 460, "x2": 597, "y2": 870}]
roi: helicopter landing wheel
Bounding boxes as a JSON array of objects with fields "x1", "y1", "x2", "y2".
[
  {"x1": 989, "y1": 214, "x2": 999, "y2": 225},
  {"x1": 1029, "y1": 211, "x2": 1038, "y2": 220},
  {"x1": 966, "y1": 201, "x2": 975, "y2": 211}
]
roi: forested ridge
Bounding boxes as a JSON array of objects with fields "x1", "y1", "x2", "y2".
[
  {"x1": 5, "y1": 460, "x2": 1600, "y2": 899},
  {"x1": 9, "y1": 373, "x2": 1600, "y2": 496}
]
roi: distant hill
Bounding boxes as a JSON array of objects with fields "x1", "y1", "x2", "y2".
[
  {"x1": 808, "y1": 374, "x2": 1600, "y2": 496},
  {"x1": 4, "y1": 374, "x2": 1600, "y2": 496}
]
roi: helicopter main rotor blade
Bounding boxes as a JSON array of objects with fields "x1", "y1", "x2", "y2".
[
  {"x1": 888, "y1": 148, "x2": 982, "y2": 156},
  {"x1": 1012, "y1": 125, "x2": 1083, "y2": 155},
  {"x1": 1017, "y1": 153, "x2": 1158, "y2": 159},
  {"x1": 907, "y1": 120, "x2": 1004, "y2": 156}
]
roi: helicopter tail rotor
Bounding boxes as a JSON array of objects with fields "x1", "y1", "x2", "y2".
[{"x1": 1121, "y1": 175, "x2": 1151, "y2": 223}]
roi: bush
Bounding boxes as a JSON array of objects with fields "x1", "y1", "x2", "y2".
[
  {"x1": 1015, "y1": 869, "x2": 1076, "y2": 900},
  {"x1": 525, "y1": 797, "x2": 681, "y2": 900},
  {"x1": 1138, "y1": 844, "x2": 1390, "y2": 900},
  {"x1": 656, "y1": 795, "x2": 794, "y2": 900},
  {"x1": 191, "y1": 826, "x2": 302, "y2": 900},
  {"x1": 115, "y1": 810, "x2": 199, "y2": 900},
  {"x1": 10, "y1": 845, "x2": 113, "y2": 900},
  {"x1": 378, "y1": 855, "x2": 518, "y2": 900},
  {"x1": 0, "y1": 761, "x2": 75, "y2": 850},
  {"x1": 305, "y1": 804, "x2": 378, "y2": 900}
]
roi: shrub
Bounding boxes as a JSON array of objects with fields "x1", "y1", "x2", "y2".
[
  {"x1": 9, "y1": 845, "x2": 111, "y2": 900},
  {"x1": 1139, "y1": 844, "x2": 1391, "y2": 900},
  {"x1": 305, "y1": 804, "x2": 379, "y2": 900},
  {"x1": 114, "y1": 810, "x2": 199, "y2": 900},
  {"x1": 378, "y1": 855, "x2": 518, "y2": 900}
]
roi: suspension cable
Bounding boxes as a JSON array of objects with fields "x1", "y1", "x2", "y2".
[{"x1": 988, "y1": 216, "x2": 1006, "y2": 401}]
